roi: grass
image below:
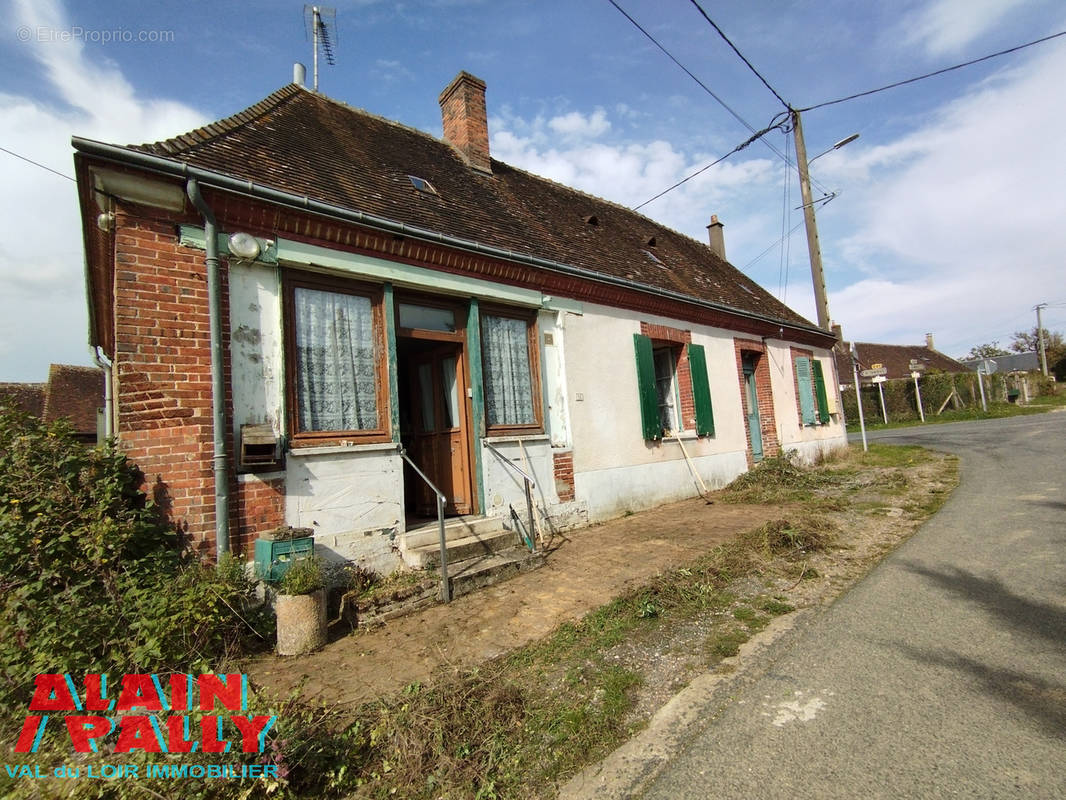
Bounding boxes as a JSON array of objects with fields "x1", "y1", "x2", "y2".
[{"x1": 846, "y1": 393, "x2": 1066, "y2": 432}]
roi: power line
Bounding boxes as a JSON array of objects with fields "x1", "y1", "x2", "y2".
[
  {"x1": 686, "y1": 0, "x2": 790, "y2": 110},
  {"x1": 0, "y1": 145, "x2": 75, "y2": 182},
  {"x1": 605, "y1": 0, "x2": 830, "y2": 197},
  {"x1": 797, "y1": 30, "x2": 1066, "y2": 113},
  {"x1": 632, "y1": 120, "x2": 786, "y2": 210}
]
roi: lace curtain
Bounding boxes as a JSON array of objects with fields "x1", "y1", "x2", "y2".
[
  {"x1": 294, "y1": 287, "x2": 378, "y2": 431},
  {"x1": 482, "y1": 314, "x2": 535, "y2": 425}
]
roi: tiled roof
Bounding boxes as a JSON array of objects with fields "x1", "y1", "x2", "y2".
[
  {"x1": 0, "y1": 382, "x2": 45, "y2": 417},
  {"x1": 41, "y1": 365, "x2": 104, "y2": 433},
  {"x1": 834, "y1": 341, "x2": 972, "y2": 384},
  {"x1": 959, "y1": 352, "x2": 1040, "y2": 373},
  {"x1": 131, "y1": 85, "x2": 814, "y2": 330}
]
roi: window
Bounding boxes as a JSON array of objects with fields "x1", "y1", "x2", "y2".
[
  {"x1": 634, "y1": 334, "x2": 714, "y2": 440},
  {"x1": 481, "y1": 311, "x2": 541, "y2": 431},
  {"x1": 795, "y1": 356, "x2": 830, "y2": 425},
  {"x1": 285, "y1": 275, "x2": 388, "y2": 441}
]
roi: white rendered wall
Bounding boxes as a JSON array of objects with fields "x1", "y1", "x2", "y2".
[{"x1": 764, "y1": 340, "x2": 848, "y2": 462}]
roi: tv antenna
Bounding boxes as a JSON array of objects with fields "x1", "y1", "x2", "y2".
[{"x1": 303, "y1": 5, "x2": 337, "y2": 91}]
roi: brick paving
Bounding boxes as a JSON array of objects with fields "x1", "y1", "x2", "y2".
[{"x1": 246, "y1": 498, "x2": 781, "y2": 707}]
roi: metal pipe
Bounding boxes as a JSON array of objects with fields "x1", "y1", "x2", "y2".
[
  {"x1": 186, "y1": 180, "x2": 230, "y2": 559},
  {"x1": 851, "y1": 347, "x2": 868, "y2": 452},
  {"x1": 483, "y1": 441, "x2": 536, "y2": 487},
  {"x1": 71, "y1": 136, "x2": 833, "y2": 344},
  {"x1": 399, "y1": 447, "x2": 450, "y2": 603},
  {"x1": 90, "y1": 345, "x2": 114, "y2": 440}
]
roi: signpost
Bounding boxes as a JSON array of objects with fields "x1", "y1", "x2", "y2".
[
  {"x1": 860, "y1": 367, "x2": 888, "y2": 378},
  {"x1": 872, "y1": 374, "x2": 888, "y2": 424},
  {"x1": 911, "y1": 371, "x2": 926, "y2": 422}
]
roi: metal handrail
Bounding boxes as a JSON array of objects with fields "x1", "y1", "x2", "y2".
[
  {"x1": 483, "y1": 440, "x2": 537, "y2": 553},
  {"x1": 398, "y1": 446, "x2": 451, "y2": 603},
  {"x1": 483, "y1": 441, "x2": 536, "y2": 487}
]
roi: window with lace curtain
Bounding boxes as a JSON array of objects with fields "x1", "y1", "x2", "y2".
[
  {"x1": 481, "y1": 310, "x2": 542, "y2": 432},
  {"x1": 285, "y1": 275, "x2": 388, "y2": 442}
]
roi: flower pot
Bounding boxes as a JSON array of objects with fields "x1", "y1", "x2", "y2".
[{"x1": 275, "y1": 588, "x2": 327, "y2": 655}]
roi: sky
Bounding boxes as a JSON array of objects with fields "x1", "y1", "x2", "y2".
[{"x1": 1, "y1": 0, "x2": 1065, "y2": 380}]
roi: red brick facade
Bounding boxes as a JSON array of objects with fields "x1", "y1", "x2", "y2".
[
  {"x1": 552, "y1": 450, "x2": 575, "y2": 502},
  {"x1": 733, "y1": 339, "x2": 780, "y2": 466},
  {"x1": 234, "y1": 476, "x2": 285, "y2": 555}
]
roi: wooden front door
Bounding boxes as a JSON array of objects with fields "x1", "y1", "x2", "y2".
[{"x1": 408, "y1": 344, "x2": 472, "y2": 516}]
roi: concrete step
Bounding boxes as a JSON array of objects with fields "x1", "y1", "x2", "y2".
[
  {"x1": 401, "y1": 515, "x2": 505, "y2": 550},
  {"x1": 446, "y1": 546, "x2": 546, "y2": 601},
  {"x1": 404, "y1": 528, "x2": 517, "y2": 569}
]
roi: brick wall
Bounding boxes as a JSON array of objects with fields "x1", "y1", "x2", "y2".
[
  {"x1": 113, "y1": 211, "x2": 226, "y2": 555},
  {"x1": 234, "y1": 476, "x2": 285, "y2": 555},
  {"x1": 733, "y1": 339, "x2": 780, "y2": 466},
  {"x1": 553, "y1": 450, "x2": 575, "y2": 502}
]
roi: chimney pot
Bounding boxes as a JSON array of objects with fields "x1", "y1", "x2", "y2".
[
  {"x1": 707, "y1": 215, "x2": 726, "y2": 260},
  {"x1": 293, "y1": 62, "x2": 306, "y2": 87},
  {"x1": 439, "y1": 71, "x2": 491, "y2": 174}
]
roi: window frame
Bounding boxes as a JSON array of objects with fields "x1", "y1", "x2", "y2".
[
  {"x1": 282, "y1": 271, "x2": 391, "y2": 446},
  {"x1": 652, "y1": 344, "x2": 683, "y2": 435},
  {"x1": 479, "y1": 304, "x2": 544, "y2": 436}
]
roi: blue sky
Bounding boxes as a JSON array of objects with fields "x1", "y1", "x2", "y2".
[{"x1": 2, "y1": 0, "x2": 1065, "y2": 380}]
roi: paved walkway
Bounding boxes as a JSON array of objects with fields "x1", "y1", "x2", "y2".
[{"x1": 247, "y1": 499, "x2": 781, "y2": 707}]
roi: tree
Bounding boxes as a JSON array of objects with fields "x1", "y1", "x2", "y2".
[
  {"x1": 1010, "y1": 327, "x2": 1066, "y2": 378},
  {"x1": 963, "y1": 342, "x2": 1008, "y2": 360}
]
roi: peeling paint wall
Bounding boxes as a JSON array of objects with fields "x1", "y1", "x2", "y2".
[
  {"x1": 765, "y1": 340, "x2": 848, "y2": 460},
  {"x1": 228, "y1": 262, "x2": 284, "y2": 443},
  {"x1": 284, "y1": 448, "x2": 405, "y2": 574}
]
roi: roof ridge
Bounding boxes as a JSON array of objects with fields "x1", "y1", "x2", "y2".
[{"x1": 134, "y1": 84, "x2": 305, "y2": 155}]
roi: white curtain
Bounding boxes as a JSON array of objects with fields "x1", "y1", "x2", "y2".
[
  {"x1": 294, "y1": 287, "x2": 378, "y2": 431},
  {"x1": 482, "y1": 315, "x2": 534, "y2": 425}
]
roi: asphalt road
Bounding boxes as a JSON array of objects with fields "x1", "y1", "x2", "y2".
[{"x1": 638, "y1": 413, "x2": 1066, "y2": 799}]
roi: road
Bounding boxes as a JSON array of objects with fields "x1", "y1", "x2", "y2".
[{"x1": 631, "y1": 414, "x2": 1065, "y2": 799}]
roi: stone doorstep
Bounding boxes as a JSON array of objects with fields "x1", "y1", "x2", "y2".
[
  {"x1": 404, "y1": 528, "x2": 520, "y2": 569},
  {"x1": 352, "y1": 546, "x2": 545, "y2": 628},
  {"x1": 400, "y1": 515, "x2": 507, "y2": 550}
]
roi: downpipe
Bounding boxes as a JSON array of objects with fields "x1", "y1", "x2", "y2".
[{"x1": 186, "y1": 179, "x2": 230, "y2": 558}]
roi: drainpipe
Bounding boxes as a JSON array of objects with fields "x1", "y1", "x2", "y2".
[
  {"x1": 186, "y1": 179, "x2": 230, "y2": 558},
  {"x1": 90, "y1": 346, "x2": 113, "y2": 440}
]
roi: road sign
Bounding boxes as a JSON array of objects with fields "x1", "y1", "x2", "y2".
[
  {"x1": 911, "y1": 371, "x2": 921, "y2": 379},
  {"x1": 909, "y1": 360, "x2": 927, "y2": 371},
  {"x1": 871, "y1": 375, "x2": 887, "y2": 384},
  {"x1": 860, "y1": 367, "x2": 888, "y2": 377},
  {"x1": 870, "y1": 363, "x2": 883, "y2": 370}
]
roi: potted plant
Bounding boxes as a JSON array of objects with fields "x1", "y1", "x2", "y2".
[{"x1": 274, "y1": 555, "x2": 327, "y2": 655}]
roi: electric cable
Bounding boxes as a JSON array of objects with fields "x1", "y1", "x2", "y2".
[
  {"x1": 796, "y1": 30, "x2": 1066, "y2": 112},
  {"x1": 0, "y1": 145, "x2": 75, "y2": 182}
]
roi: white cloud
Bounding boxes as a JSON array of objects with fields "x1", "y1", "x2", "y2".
[
  {"x1": 0, "y1": 0, "x2": 207, "y2": 380},
  {"x1": 902, "y1": 0, "x2": 1033, "y2": 56},
  {"x1": 823, "y1": 41, "x2": 1066, "y2": 354},
  {"x1": 547, "y1": 108, "x2": 611, "y2": 138}
]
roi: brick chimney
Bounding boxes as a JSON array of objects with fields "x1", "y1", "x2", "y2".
[
  {"x1": 926, "y1": 332, "x2": 935, "y2": 350},
  {"x1": 439, "y1": 71, "x2": 491, "y2": 174},
  {"x1": 707, "y1": 215, "x2": 726, "y2": 260}
]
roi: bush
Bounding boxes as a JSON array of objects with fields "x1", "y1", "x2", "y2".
[{"x1": 0, "y1": 403, "x2": 265, "y2": 716}]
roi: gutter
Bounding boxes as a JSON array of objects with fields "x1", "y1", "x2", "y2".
[
  {"x1": 90, "y1": 346, "x2": 113, "y2": 440},
  {"x1": 71, "y1": 136, "x2": 833, "y2": 344},
  {"x1": 185, "y1": 179, "x2": 230, "y2": 559}
]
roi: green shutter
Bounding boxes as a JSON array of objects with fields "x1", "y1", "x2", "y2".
[
  {"x1": 687, "y1": 343, "x2": 715, "y2": 437},
  {"x1": 633, "y1": 334, "x2": 661, "y2": 440},
  {"x1": 795, "y1": 357, "x2": 816, "y2": 425},
  {"x1": 812, "y1": 359, "x2": 830, "y2": 424}
]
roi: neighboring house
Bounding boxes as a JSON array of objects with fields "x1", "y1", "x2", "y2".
[
  {"x1": 834, "y1": 334, "x2": 972, "y2": 386},
  {"x1": 72, "y1": 71, "x2": 845, "y2": 571},
  {"x1": 0, "y1": 364, "x2": 104, "y2": 443},
  {"x1": 959, "y1": 352, "x2": 1040, "y2": 374}
]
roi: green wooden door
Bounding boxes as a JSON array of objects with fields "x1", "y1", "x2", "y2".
[{"x1": 742, "y1": 355, "x2": 763, "y2": 461}]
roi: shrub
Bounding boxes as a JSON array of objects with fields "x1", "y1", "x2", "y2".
[
  {"x1": 0, "y1": 403, "x2": 264, "y2": 717},
  {"x1": 278, "y1": 555, "x2": 326, "y2": 595}
]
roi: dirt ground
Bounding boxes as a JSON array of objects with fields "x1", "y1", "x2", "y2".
[
  {"x1": 247, "y1": 502, "x2": 785, "y2": 706},
  {"x1": 247, "y1": 451, "x2": 957, "y2": 711}
]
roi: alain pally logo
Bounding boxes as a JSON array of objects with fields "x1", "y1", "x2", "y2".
[{"x1": 6, "y1": 673, "x2": 279, "y2": 781}]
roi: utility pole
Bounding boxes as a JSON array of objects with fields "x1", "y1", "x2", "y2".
[
  {"x1": 1035, "y1": 303, "x2": 1049, "y2": 376},
  {"x1": 792, "y1": 110, "x2": 830, "y2": 331}
]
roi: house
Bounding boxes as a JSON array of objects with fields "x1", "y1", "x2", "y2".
[
  {"x1": 0, "y1": 364, "x2": 104, "y2": 444},
  {"x1": 834, "y1": 334, "x2": 971, "y2": 386},
  {"x1": 72, "y1": 71, "x2": 846, "y2": 572},
  {"x1": 959, "y1": 352, "x2": 1040, "y2": 374}
]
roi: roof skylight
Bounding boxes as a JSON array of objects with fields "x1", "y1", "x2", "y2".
[{"x1": 408, "y1": 175, "x2": 439, "y2": 195}]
